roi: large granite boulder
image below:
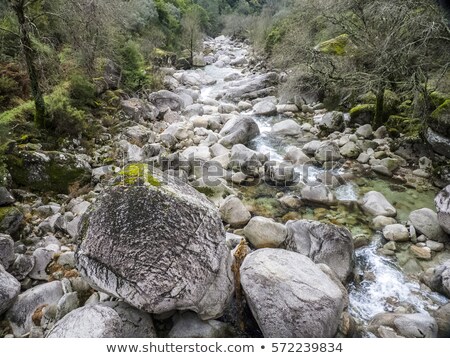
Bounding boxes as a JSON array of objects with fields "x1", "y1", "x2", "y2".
[
  {"x1": 76, "y1": 165, "x2": 233, "y2": 320},
  {"x1": 47, "y1": 302, "x2": 156, "y2": 338},
  {"x1": 218, "y1": 116, "x2": 260, "y2": 148},
  {"x1": 283, "y1": 220, "x2": 354, "y2": 283},
  {"x1": 240, "y1": 249, "x2": 346, "y2": 338}
]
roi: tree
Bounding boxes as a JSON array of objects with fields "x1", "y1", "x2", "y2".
[
  {"x1": 6, "y1": 0, "x2": 46, "y2": 127},
  {"x1": 181, "y1": 6, "x2": 203, "y2": 66},
  {"x1": 271, "y1": 0, "x2": 449, "y2": 128},
  {"x1": 313, "y1": 0, "x2": 449, "y2": 127}
]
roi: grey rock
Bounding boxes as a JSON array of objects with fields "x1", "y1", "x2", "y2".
[
  {"x1": 0, "y1": 234, "x2": 14, "y2": 269},
  {"x1": 0, "y1": 264, "x2": 21, "y2": 315},
  {"x1": 369, "y1": 313, "x2": 437, "y2": 338},
  {"x1": 315, "y1": 111, "x2": 344, "y2": 135},
  {"x1": 426, "y1": 128, "x2": 450, "y2": 158},
  {"x1": 210, "y1": 143, "x2": 229, "y2": 158},
  {"x1": 169, "y1": 312, "x2": 231, "y2": 338},
  {"x1": 436, "y1": 185, "x2": 450, "y2": 234},
  {"x1": 121, "y1": 98, "x2": 159, "y2": 122},
  {"x1": 123, "y1": 125, "x2": 153, "y2": 147},
  {"x1": 224, "y1": 72, "x2": 278, "y2": 101},
  {"x1": 432, "y1": 303, "x2": 450, "y2": 338},
  {"x1": 302, "y1": 140, "x2": 322, "y2": 156},
  {"x1": 47, "y1": 302, "x2": 156, "y2": 338},
  {"x1": 7, "y1": 281, "x2": 64, "y2": 337},
  {"x1": 360, "y1": 191, "x2": 397, "y2": 217},
  {"x1": 55, "y1": 292, "x2": 79, "y2": 320},
  {"x1": 219, "y1": 196, "x2": 251, "y2": 228},
  {"x1": 272, "y1": 120, "x2": 302, "y2": 136},
  {"x1": 340, "y1": 141, "x2": 361, "y2": 159},
  {"x1": 225, "y1": 233, "x2": 244, "y2": 250},
  {"x1": 76, "y1": 169, "x2": 233, "y2": 320},
  {"x1": 254, "y1": 101, "x2": 277, "y2": 116},
  {"x1": 277, "y1": 104, "x2": 299, "y2": 113},
  {"x1": 243, "y1": 216, "x2": 287, "y2": 248},
  {"x1": 0, "y1": 187, "x2": 15, "y2": 206},
  {"x1": 410, "y1": 208, "x2": 448, "y2": 243},
  {"x1": 29, "y1": 248, "x2": 54, "y2": 281},
  {"x1": 0, "y1": 206, "x2": 23, "y2": 235},
  {"x1": 284, "y1": 220, "x2": 354, "y2": 283},
  {"x1": 284, "y1": 146, "x2": 311, "y2": 165},
  {"x1": 372, "y1": 216, "x2": 397, "y2": 230},
  {"x1": 183, "y1": 104, "x2": 204, "y2": 118},
  {"x1": 301, "y1": 184, "x2": 336, "y2": 206},
  {"x1": 218, "y1": 103, "x2": 238, "y2": 114},
  {"x1": 148, "y1": 90, "x2": 185, "y2": 112},
  {"x1": 426, "y1": 240, "x2": 444, "y2": 252},
  {"x1": 219, "y1": 116, "x2": 260, "y2": 148},
  {"x1": 315, "y1": 142, "x2": 342, "y2": 163},
  {"x1": 57, "y1": 252, "x2": 76, "y2": 268},
  {"x1": 10, "y1": 254, "x2": 35, "y2": 280},
  {"x1": 382, "y1": 224, "x2": 410, "y2": 242},
  {"x1": 355, "y1": 124, "x2": 373, "y2": 138},
  {"x1": 420, "y1": 260, "x2": 450, "y2": 298},
  {"x1": 240, "y1": 249, "x2": 346, "y2": 338}
]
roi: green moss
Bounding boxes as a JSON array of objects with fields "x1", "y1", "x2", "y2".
[
  {"x1": 430, "y1": 91, "x2": 448, "y2": 108},
  {"x1": 398, "y1": 100, "x2": 413, "y2": 115},
  {"x1": 5, "y1": 150, "x2": 91, "y2": 193},
  {"x1": 350, "y1": 104, "x2": 375, "y2": 115},
  {"x1": 429, "y1": 99, "x2": 450, "y2": 137},
  {"x1": 195, "y1": 186, "x2": 215, "y2": 197},
  {"x1": 384, "y1": 90, "x2": 401, "y2": 114},
  {"x1": 387, "y1": 115, "x2": 423, "y2": 140},
  {"x1": 316, "y1": 34, "x2": 350, "y2": 56},
  {"x1": 357, "y1": 92, "x2": 376, "y2": 104},
  {"x1": 118, "y1": 163, "x2": 161, "y2": 187}
]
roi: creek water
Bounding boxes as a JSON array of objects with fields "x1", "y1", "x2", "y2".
[{"x1": 196, "y1": 42, "x2": 448, "y2": 329}]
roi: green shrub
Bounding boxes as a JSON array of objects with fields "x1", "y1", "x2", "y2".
[
  {"x1": 118, "y1": 40, "x2": 150, "y2": 91},
  {"x1": 46, "y1": 85, "x2": 87, "y2": 137},
  {"x1": 68, "y1": 74, "x2": 96, "y2": 108}
]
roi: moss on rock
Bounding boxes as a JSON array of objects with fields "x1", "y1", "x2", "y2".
[
  {"x1": 5, "y1": 150, "x2": 91, "y2": 194},
  {"x1": 387, "y1": 115, "x2": 423, "y2": 141},
  {"x1": 117, "y1": 163, "x2": 161, "y2": 187},
  {"x1": 429, "y1": 99, "x2": 450, "y2": 137},
  {"x1": 349, "y1": 104, "x2": 375, "y2": 125},
  {"x1": 315, "y1": 34, "x2": 351, "y2": 56},
  {"x1": 0, "y1": 206, "x2": 23, "y2": 235},
  {"x1": 430, "y1": 91, "x2": 448, "y2": 108}
]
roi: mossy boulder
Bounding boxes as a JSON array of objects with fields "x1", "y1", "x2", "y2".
[
  {"x1": 349, "y1": 104, "x2": 375, "y2": 125},
  {"x1": 387, "y1": 115, "x2": 423, "y2": 141},
  {"x1": 152, "y1": 48, "x2": 177, "y2": 67},
  {"x1": 76, "y1": 165, "x2": 233, "y2": 319},
  {"x1": 0, "y1": 206, "x2": 23, "y2": 235},
  {"x1": 5, "y1": 149, "x2": 91, "y2": 194},
  {"x1": 315, "y1": 34, "x2": 352, "y2": 56},
  {"x1": 384, "y1": 90, "x2": 401, "y2": 114},
  {"x1": 429, "y1": 99, "x2": 450, "y2": 138}
]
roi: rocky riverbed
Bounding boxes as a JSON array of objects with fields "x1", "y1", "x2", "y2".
[{"x1": 1, "y1": 36, "x2": 450, "y2": 338}]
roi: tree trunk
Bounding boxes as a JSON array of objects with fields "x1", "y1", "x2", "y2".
[
  {"x1": 374, "y1": 86, "x2": 385, "y2": 129},
  {"x1": 13, "y1": 1, "x2": 46, "y2": 128}
]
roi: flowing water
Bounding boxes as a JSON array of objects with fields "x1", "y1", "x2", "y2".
[{"x1": 196, "y1": 44, "x2": 448, "y2": 329}]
